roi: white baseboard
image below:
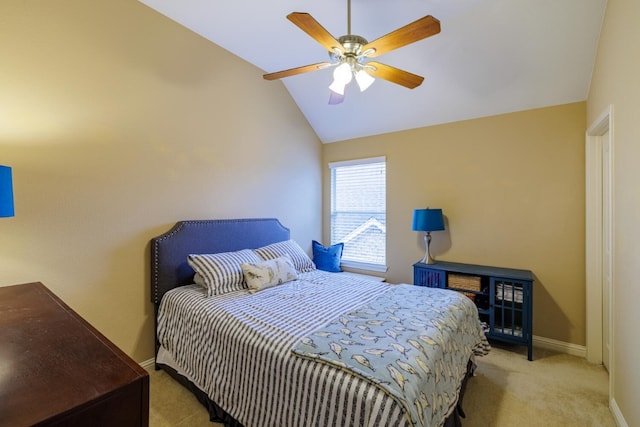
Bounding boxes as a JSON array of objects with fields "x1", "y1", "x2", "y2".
[
  {"x1": 533, "y1": 335, "x2": 587, "y2": 358},
  {"x1": 534, "y1": 337, "x2": 632, "y2": 426},
  {"x1": 610, "y1": 398, "x2": 629, "y2": 427},
  {"x1": 139, "y1": 357, "x2": 155, "y2": 370}
]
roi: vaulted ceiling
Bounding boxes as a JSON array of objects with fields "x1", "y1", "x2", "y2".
[{"x1": 138, "y1": 0, "x2": 607, "y2": 143}]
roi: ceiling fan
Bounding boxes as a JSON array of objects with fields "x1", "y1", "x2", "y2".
[{"x1": 263, "y1": 0, "x2": 441, "y2": 104}]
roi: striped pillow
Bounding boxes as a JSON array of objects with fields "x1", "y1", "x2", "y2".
[
  {"x1": 254, "y1": 240, "x2": 316, "y2": 273},
  {"x1": 188, "y1": 249, "x2": 261, "y2": 296}
]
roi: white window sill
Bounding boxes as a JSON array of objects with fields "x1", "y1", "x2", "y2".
[{"x1": 340, "y1": 260, "x2": 388, "y2": 274}]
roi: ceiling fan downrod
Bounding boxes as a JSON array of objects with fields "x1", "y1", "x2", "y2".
[
  {"x1": 338, "y1": 0, "x2": 375, "y2": 60},
  {"x1": 347, "y1": 0, "x2": 351, "y2": 35}
]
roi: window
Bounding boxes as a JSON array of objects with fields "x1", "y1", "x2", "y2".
[{"x1": 329, "y1": 157, "x2": 386, "y2": 272}]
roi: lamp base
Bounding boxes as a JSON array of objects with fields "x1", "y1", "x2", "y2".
[{"x1": 419, "y1": 232, "x2": 437, "y2": 264}]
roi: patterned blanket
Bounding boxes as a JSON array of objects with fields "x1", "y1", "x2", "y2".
[{"x1": 291, "y1": 285, "x2": 490, "y2": 427}]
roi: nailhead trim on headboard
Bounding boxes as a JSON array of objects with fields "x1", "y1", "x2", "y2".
[{"x1": 150, "y1": 218, "x2": 290, "y2": 305}]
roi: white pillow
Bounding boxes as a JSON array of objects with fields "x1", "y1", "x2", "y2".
[
  {"x1": 253, "y1": 240, "x2": 316, "y2": 273},
  {"x1": 188, "y1": 249, "x2": 261, "y2": 296},
  {"x1": 193, "y1": 272, "x2": 206, "y2": 287},
  {"x1": 241, "y1": 255, "x2": 298, "y2": 293}
]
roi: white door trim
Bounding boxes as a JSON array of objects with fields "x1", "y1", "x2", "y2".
[{"x1": 585, "y1": 104, "x2": 614, "y2": 392}]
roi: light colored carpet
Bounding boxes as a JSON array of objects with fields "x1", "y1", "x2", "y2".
[
  {"x1": 463, "y1": 343, "x2": 614, "y2": 427},
  {"x1": 147, "y1": 343, "x2": 614, "y2": 426}
]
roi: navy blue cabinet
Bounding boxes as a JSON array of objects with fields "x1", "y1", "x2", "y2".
[{"x1": 414, "y1": 260, "x2": 534, "y2": 360}]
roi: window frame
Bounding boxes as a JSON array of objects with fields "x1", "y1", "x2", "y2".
[{"x1": 328, "y1": 156, "x2": 387, "y2": 273}]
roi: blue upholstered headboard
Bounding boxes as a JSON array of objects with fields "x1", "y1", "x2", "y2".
[{"x1": 150, "y1": 218, "x2": 290, "y2": 304}]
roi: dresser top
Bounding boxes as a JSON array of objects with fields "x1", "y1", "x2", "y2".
[
  {"x1": 414, "y1": 260, "x2": 533, "y2": 281},
  {"x1": 0, "y1": 282, "x2": 148, "y2": 426}
]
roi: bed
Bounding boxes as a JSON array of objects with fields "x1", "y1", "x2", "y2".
[{"x1": 151, "y1": 218, "x2": 489, "y2": 427}]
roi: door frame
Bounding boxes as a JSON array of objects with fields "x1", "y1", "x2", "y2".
[{"x1": 585, "y1": 105, "x2": 614, "y2": 383}]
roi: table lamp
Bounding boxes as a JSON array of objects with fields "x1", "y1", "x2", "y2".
[
  {"x1": 0, "y1": 165, "x2": 15, "y2": 217},
  {"x1": 412, "y1": 208, "x2": 444, "y2": 264}
]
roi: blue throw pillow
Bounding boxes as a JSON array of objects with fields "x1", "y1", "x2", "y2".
[{"x1": 312, "y1": 240, "x2": 344, "y2": 272}]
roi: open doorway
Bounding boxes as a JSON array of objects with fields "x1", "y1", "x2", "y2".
[{"x1": 585, "y1": 105, "x2": 613, "y2": 377}]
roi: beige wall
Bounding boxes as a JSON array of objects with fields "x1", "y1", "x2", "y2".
[
  {"x1": 323, "y1": 102, "x2": 587, "y2": 346},
  {"x1": 587, "y1": 0, "x2": 640, "y2": 425},
  {"x1": 0, "y1": 0, "x2": 322, "y2": 362},
  {"x1": 3, "y1": 3, "x2": 629, "y2": 422}
]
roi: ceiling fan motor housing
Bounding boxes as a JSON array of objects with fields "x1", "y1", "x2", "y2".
[{"x1": 338, "y1": 34, "x2": 368, "y2": 55}]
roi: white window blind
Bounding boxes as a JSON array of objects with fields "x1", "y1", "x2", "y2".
[{"x1": 329, "y1": 157, "x2": 386, "y2": 272}]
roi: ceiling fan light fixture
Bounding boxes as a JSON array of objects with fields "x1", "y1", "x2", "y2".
[
  {"x1": 355, "y1": 69, "x2": 375, "y2": 91},
  {"x1": 333, "y1": 62, "x2": 353, "y2": 85},
  {"x1": 328, "y1": 80, "x2": 347, "y2": 95}
]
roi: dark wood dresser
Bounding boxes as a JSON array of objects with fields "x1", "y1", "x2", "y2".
[{"x1": 0, "y1": 282, "x2": 149, "y2": 426}]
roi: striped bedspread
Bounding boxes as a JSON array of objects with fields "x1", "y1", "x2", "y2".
[
  {"x1": 157, "y1": 271, "x2": 486, "y2": 427},
  {"x1": 291, "y1": 285, "x2": 490, "y2": 427}
]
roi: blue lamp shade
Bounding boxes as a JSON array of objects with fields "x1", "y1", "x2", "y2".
[
  {"x1": 412, "y1": 208, "x2": 444, "y2": 232},
  {"x1": 0, "y1": 165, "x2": 15, "y2": 218}
]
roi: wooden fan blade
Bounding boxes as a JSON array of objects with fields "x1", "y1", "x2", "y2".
[
  {"x1": 263, "y1": 62, "x2": 333, "y2": 81},
  {"x1": 287, "y1": 12, "x2": 343, "y2": 53},
  {"x1": 362, "y1": 15, "x2": 440, "y2": 58},
  {"x1": 366, "y1": 61, "x2": 424, "y2": 89}
]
